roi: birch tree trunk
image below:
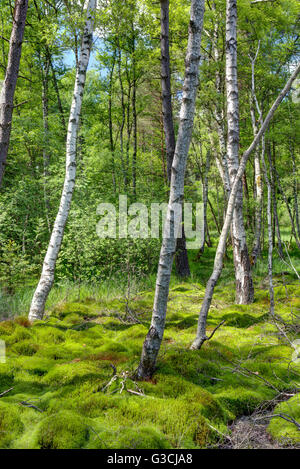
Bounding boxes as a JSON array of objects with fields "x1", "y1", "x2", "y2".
[
  {"x1": 211, "y1": 4, "x2": 231, "y2": 201},
  {"x1": 251, "y1": 102, "x2": 263, "y2": 265},
  {"x1": 28, "y1": 0, "x2": 96, "y2": 321},
  {"x1": 42, "y1": 57, "x2": 51, "y2": 234},
  {"x1": 291, "y1": 139, "x2": 300, "y2": 240},
  {"x1": 268, "y1": 142, "x2": 284, "y2": 258},
  {"x1": 262, "y1": 142, "x2": 275, "y2": 315},
  {"x1": 250, "y1": 45, "x2": 263, "y2": 265},
  {"x1": 0, "y1": 0, "x2": 28, "y2": 187},
  {"x1": 137, "y1": 0, "x2": 205, "y2": 380},
  {"x1": 225, "y1": 0, "x2": 254, "y2": 304},
  {"x1": 191, "y1": 61, "x2": 300, "y2": 350},
  {"x1": 160, "y1": 0, "x2": 190, "y2": 278}
]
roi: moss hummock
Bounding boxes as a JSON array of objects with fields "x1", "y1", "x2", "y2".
[{"x1": 0, "y1": 281, "x2": 299, "y2": 448}]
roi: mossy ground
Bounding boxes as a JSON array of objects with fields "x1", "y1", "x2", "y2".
[{"x1": 0, "y1": 249, "x2": 299, "y2": 449}]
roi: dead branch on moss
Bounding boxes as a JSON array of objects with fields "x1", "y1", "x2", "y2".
[
  {"x1": 0, "y1": 387, "x2": 14, "y2": 398},
  {"x1": 254, "y1": 412, "x2": 300, "y2": 431},
  {"x1": 19, "y1": 400, "x2": 44, "y2": 412}
]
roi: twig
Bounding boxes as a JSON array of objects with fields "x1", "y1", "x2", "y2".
[
  {"x1": 0, "y1": 387, "x2": 14, "y2": 398},
  {"x1": 206, "y1": 320, "x2": 226, "y2": 341},
  {"x1": 254, "y1": 413, "x2": 300, "y2": 431},
  {"x1": 126, "y1": 389, "x2": 146, "y2": 397},
  {"x1": 19, "y1": 401, "x2": 43, "y2": 412}
]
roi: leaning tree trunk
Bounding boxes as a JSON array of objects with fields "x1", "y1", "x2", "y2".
[
  {"x1": 191, "y1": 61, "x2": 300, "y2": 350},
  {"x1": 0, "y1": 0, "x2": 28, "y2": 187},
  {"x1": 160, "y1": 0, "x2": 190, "y2": 278},
  {"x1": 137, "y1": 0, "x2": 205, "y2": 380},
  {"x1": 28, "y1": 0, "x2": 96, "y2": 321},
  {"x1": 225, "y1": 0, "x2": 254, "y2": 304}
]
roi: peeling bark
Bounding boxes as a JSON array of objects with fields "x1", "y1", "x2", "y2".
[
  {"x1": 160, "y1": 0, "x2": 190, "y2": 278},
  {"x1": 137, "y1": 0, "x2": 205, "y2": 379},
  {"x1": 225, "y1": 0, "x2": 253, "y2": 304}
]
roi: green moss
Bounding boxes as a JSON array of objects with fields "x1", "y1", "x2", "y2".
[
  {"x1": 216, "y1": 387, "x2": 274, "y2": 417},
  {"x1": 0, "y1": 279, "x2": 298, "y2": 448},
  {"x1": 12, "y1": 340, "x2": 39, "y2": 356},
  {"x1": 221, "y1": 311, "x2": 267, "y2": 328},
  {"x1": 0, "y1": 402, "x2": 24, "y2": 448},
  {"x1": 0, "y1": 365, "x2": 14, "y2": 390},
  {"x1": 0, "y1": 320, "x2": 16, "y2": 336},
  {"x1": 52, "y1": 302, "x2": 98, "y2": 320},
  {"x1": 36, "y1": 411, "x2": 89, "y2": 449},
  {"x1": 33, "y1": 326, "x2": 66, "y2": 345},
  {"x1": 42, "y1": 361, "x2": 103, "y2": 387},
  {"x1": 267, "y1": 394, "x2": 300, "y2": 444},
  {"x1": 113, "y1": 426, "x2": 171, "y2": 449}
]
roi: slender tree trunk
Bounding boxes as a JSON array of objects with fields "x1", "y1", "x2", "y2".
[
  {"x1": 211, "y1": 3, "x2": 231, "y2": 201},
  {"x1": 117, "y1": 47, "x2": 127, "y2": 189},
  {"x1": 291, "y1": 139, "x2": 300, "y2": 240},
  {"x1": 49, "y1": 56, "x2": 67, "y2": 136},
  {"x1": 199, "y1": 149, "x2": 210, "y2": 254},
  {"x1": 42, "y1": 57, "x2": 51, "y2": 233},
  {"x1": 273, "y1": 159, "x2": 300, "y2": 249},
  {"x1": 0, "y1": 0, "x2": 28, "y2": 187},
  {"x1": 132, "y1": 32, "x2": 137, "y2": 200},
  {"x1": 160, "y1": 0, "x2": 176, "y2": 182},
  {"x1": 225, "y1": 0, "x2": 254, "y2": 304},
  {"x1": 108, "y1": 50, "x2": 117, "y2": 193},
  {"x1": 249, "y1": 44, "x2": 263, "y2": 266},
  {"x1": 28, "y1": 0, "x2": 96, "y2": 321},
  {"x1": 160, "y1": 0, "x2": 190, "y2": 278},
  {"x1": 268, "y1": 142, "x2": 284, "y2": 258},
  {"x1": 191, "y1": 61, "x2": 300, "y2": 350},
  {"x1": 250, "y1": 102, "x2": 263, "y2": 264},
  {"x1": 261, "y1": 137, "x2": 275, "y2": 315},
  {"x1": 137, "y1": 0, "x2": 205, "y2": 379}
]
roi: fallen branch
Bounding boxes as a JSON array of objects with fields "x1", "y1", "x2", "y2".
[
  {"x1": 254, "y1": 413, "x2": 300, "y2": 431},
  {"x1": 0, "y1": 387, "x2": 14, "y2": 398},
  {"x1": 19, "y1": 400, "x2": 43, "y2": 412},
  {"x1": 126, "y1": 389, "x2": 146, "y2": 397}
]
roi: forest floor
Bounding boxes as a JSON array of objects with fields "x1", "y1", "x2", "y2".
[{"x1": 0, "y1": 248, "x2": 299, "y2": 449}]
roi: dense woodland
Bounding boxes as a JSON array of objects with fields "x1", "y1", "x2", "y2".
[{"x1": 0, "y1": 0, "x2": 299, "y2": 450}]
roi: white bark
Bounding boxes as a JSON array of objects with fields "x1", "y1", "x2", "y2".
[
  {"x1": 28, "y1": 0, "x2": 96, "y2": 321},
  {"x1": 137, "y1": 0, "x2": 205, "y2": 379},
  {"x1": 250, "y1": 44, "x2": 263, "y2": 265},
  {"x1": 191, "y1": 61, "x2": 300, "y2": 349},
  {"x1": 212, "y1": 4, "x2": 231, "y2": 200},
  {"x1": 225, "y1": 0, "x2": 254, "y2": 305}
]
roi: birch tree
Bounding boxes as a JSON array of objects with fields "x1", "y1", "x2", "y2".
[
  {"x1": 191, "y1": 61, "x2": 300, "y2": 350},
  {"x1": 250, "y1": 43, "x2": 263, "y2": 266},
  {"x1": 136, "y1": 0, "x2": 205, "y2": 380},
  {"x1": 28, "y1": 0, "x2": 97, "y2": 321},
  {"x1": 225, "y1": 0, "x2": 254, "y2": 305},
  {"x1": 160, "y1": 0, "x2": 190, "y2": 278},
  {"x1": 0, "y1": 0, "x2": 28, "y2": 187}
]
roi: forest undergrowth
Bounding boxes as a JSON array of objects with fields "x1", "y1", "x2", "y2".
[{"x1": 0, "y1": 247, "x2": 299, "y2": 449}]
